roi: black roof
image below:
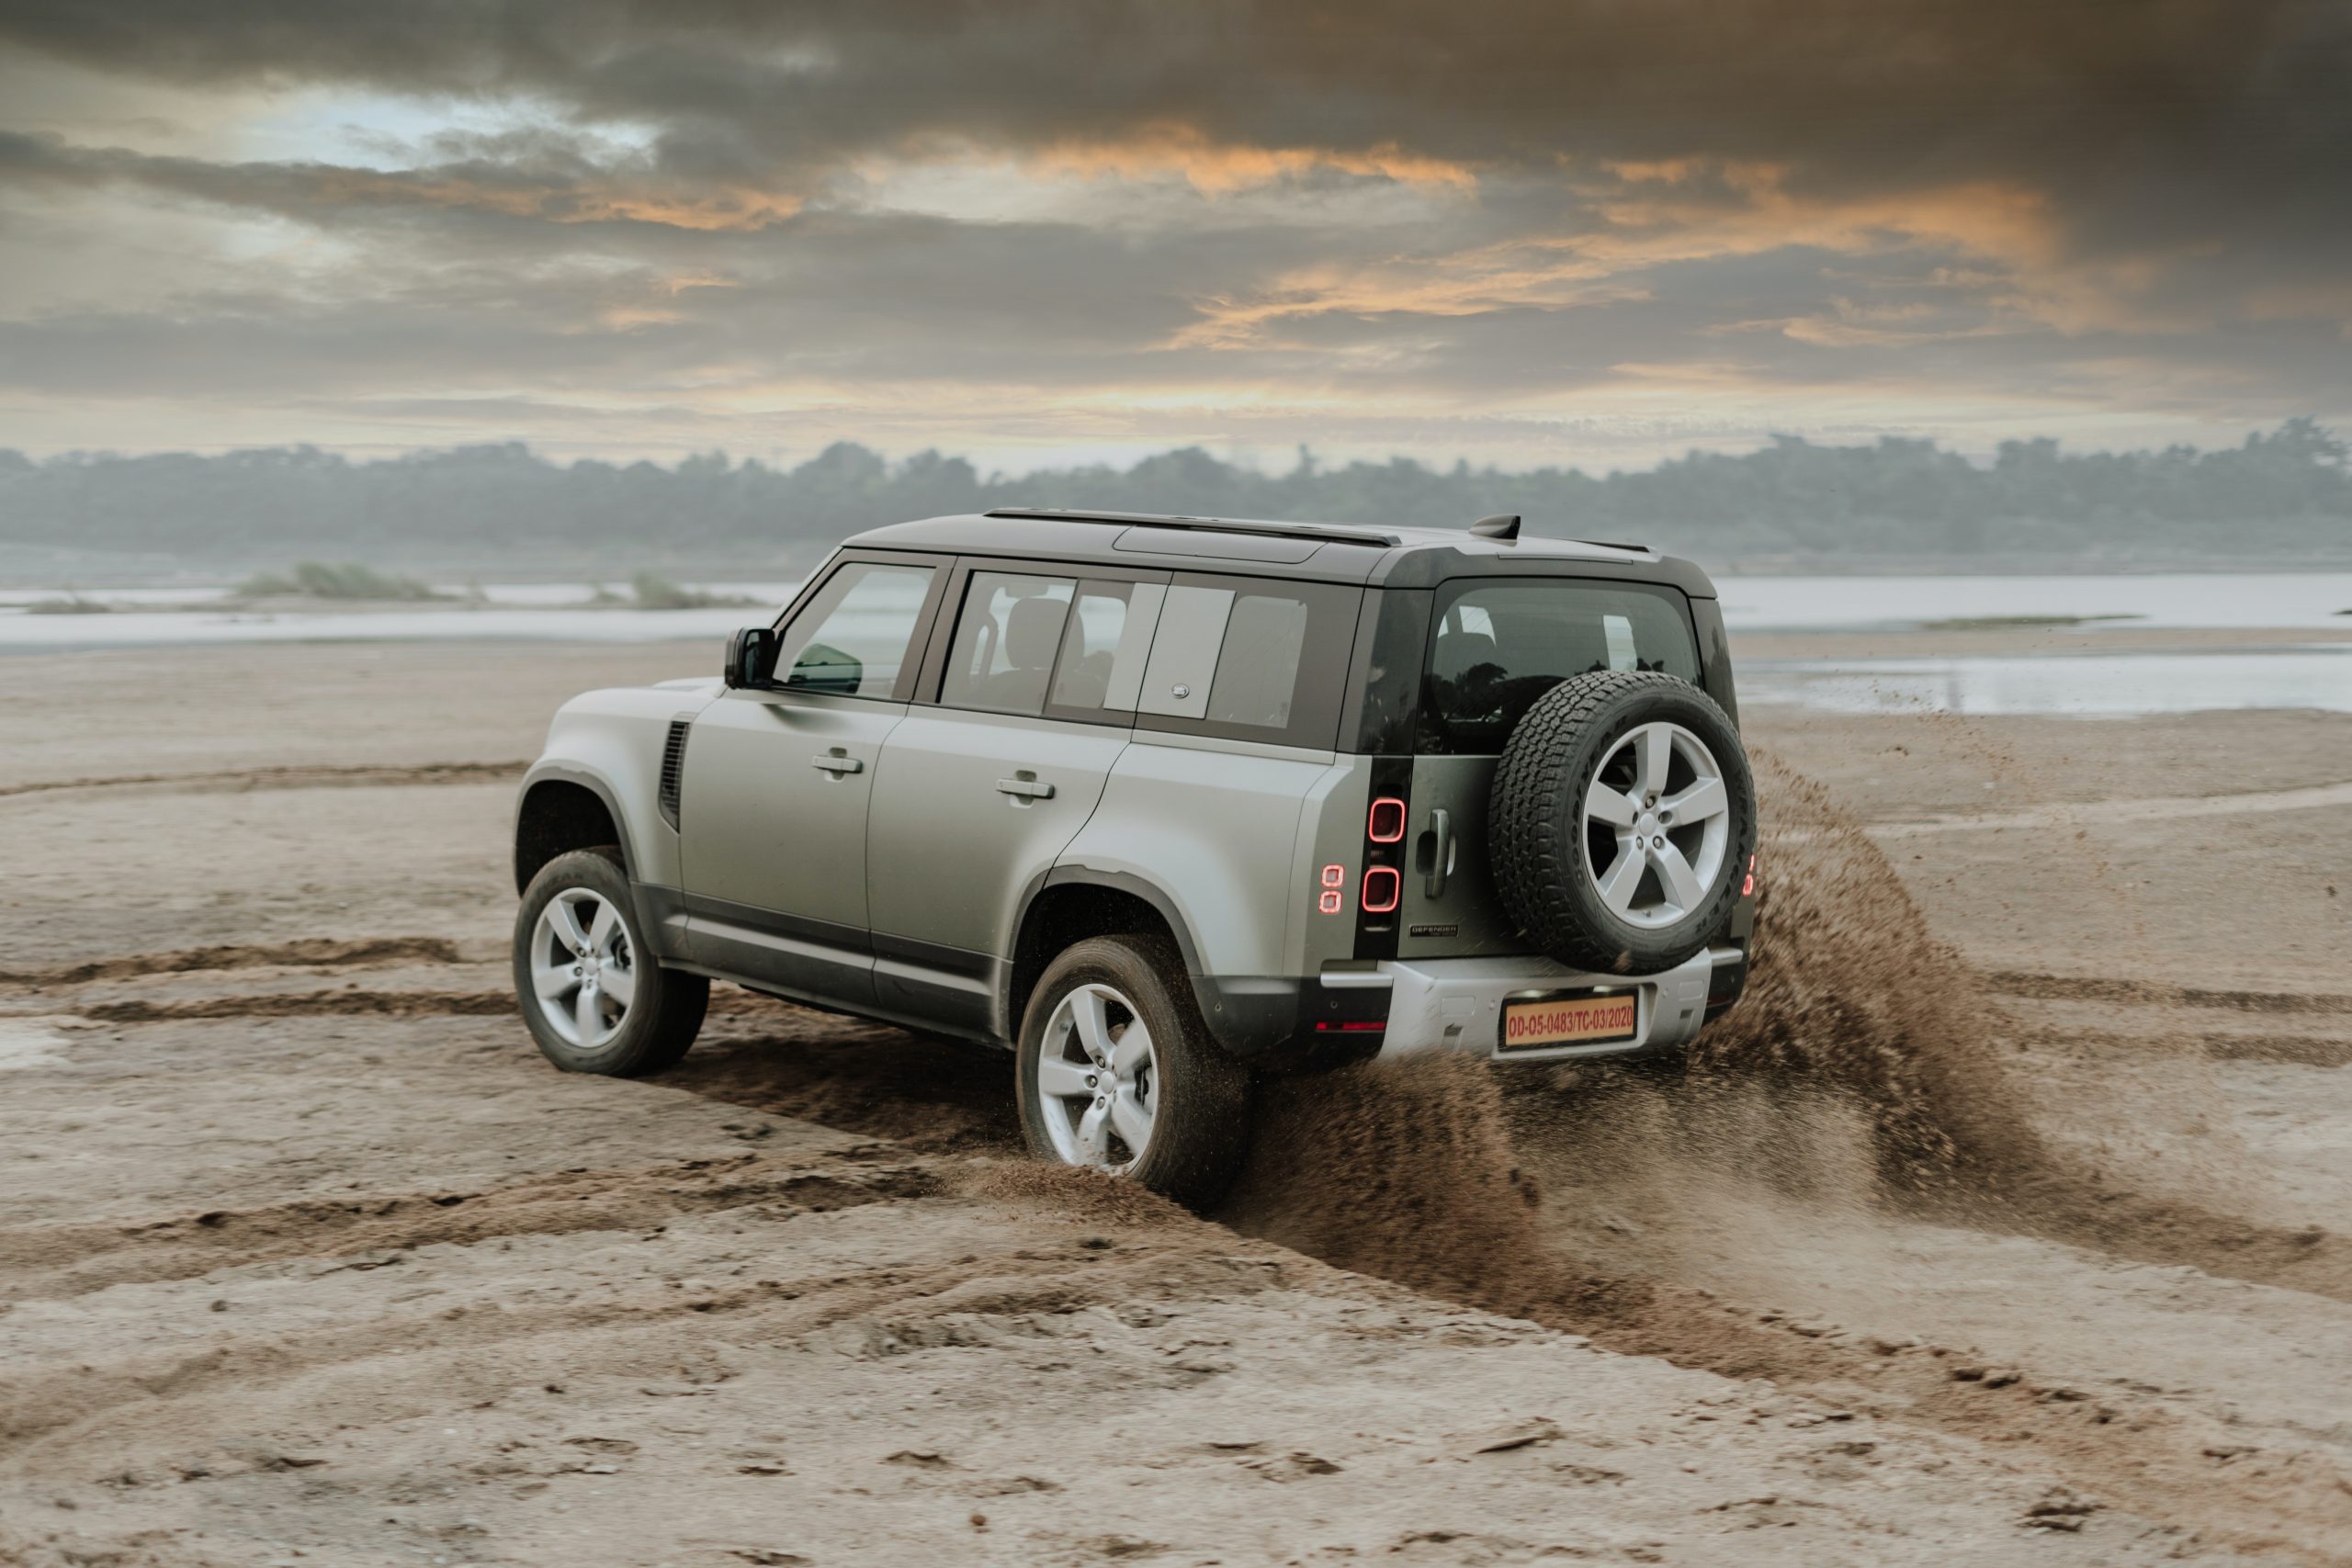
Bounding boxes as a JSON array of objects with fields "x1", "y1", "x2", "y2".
[{"x1": 844, "y1": 508, "x2": 1718, "y2": 597}]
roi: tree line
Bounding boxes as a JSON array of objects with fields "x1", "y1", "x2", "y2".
[{"x1": 2, "y1": 419, "x2": 2344, "y2": 569}]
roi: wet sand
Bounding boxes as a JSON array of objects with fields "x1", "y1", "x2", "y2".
[{"x1": 3, "y1": 637, "x2": 2349, "y2": 1566}]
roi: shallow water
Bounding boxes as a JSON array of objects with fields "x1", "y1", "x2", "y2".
[
  {"x1": 0, "y1": 603, "x2": 769, "y2": 652},
  {"x1": 1742, "y1": 647, "x2": 2352, "y2": 716},
  {"x1": 6, "y1": 571, "x2": 2348, "y2": 716},
  {"x1": 1715, "y1": 571, "x2": 2352, "y2": 632}
]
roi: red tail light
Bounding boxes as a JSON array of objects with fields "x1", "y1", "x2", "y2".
[
  {"x1": 1367, "y1": 796, "x2": 1407, "y2": 843},
  {"x1": 1362, "y1": 866, "x2": 1400, "y2": 913}
]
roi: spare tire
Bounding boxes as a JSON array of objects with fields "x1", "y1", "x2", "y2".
[{"x1": 1488, "y1": 671, "x2": 1756, "y2": 973}]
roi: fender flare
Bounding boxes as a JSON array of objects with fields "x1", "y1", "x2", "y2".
[
  {"x1": 514, "y1": 762, "x2": 642, "y2": 893},
  {"x1": 1004, "y1": 866, "x2": 1298, "y2": 1057}
]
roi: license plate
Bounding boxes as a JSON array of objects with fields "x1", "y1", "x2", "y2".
[{"x1": 1499, "y1": 990, "x2": 1639, "y2": 1052}]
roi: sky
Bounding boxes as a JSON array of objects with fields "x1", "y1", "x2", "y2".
[{"x1": 0, "y1": 0, "x2": 2346, "y2": 474}]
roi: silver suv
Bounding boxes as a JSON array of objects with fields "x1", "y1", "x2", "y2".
[{"x1": 511, "y1": 508, "x2": 1759, "y2": 1203}]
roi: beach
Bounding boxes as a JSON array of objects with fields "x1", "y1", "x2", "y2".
[{"x1": 3, "y1": 630, "x2": 2348, "y2": 1565}]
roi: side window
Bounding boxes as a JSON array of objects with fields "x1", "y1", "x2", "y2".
[
  {"x1": 941, "y1": 572, "x2": 1078, "y2": 716},
  {"x1": 774, "y1": 560, "x2": 935, "y2": 697},
  {"x1": 1419, "y1": 579, "x2": 1698, "y2": 755},
  {"x1": 1206, "y1": 591, "x2": 1309, "y2": 728},
  {"x1": 940, "y1": 571, "x2": 1161, "y2": 723},
  {"x1": 1136, "y1": 575, "x2": 1363, "y2": 749},
  {"x1": 1045, "y1": 581, "x2": 1148, "y2": 718}
]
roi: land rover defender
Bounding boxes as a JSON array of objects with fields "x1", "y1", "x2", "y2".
[{"x1": 512, "y1": 507, "x2": 1758, "y2": 1202}]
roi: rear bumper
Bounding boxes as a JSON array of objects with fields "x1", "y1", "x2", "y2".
[{"x1": 1336, "y1": 946, "x2": 1744, "y2": 1063}]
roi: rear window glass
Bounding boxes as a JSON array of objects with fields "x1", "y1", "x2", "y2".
[{"x1": 1419, "y1": 580, "x2": 1697, "y2": 755}]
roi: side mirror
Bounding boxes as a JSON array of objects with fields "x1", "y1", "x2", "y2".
[{"x1": 724, "y1": 626, "x2": 777, "y2": 689}]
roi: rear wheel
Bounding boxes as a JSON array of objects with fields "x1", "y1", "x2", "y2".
[
  {"x1": 513, "y1": 848, "x2": 707, "y2": 1076},
  {"x1": 1016, "y1": 935, "x2": 1250, "y2": 1208}
]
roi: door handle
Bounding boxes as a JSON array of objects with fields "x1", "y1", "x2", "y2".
[
  {"x1": 996, "y1": 777, "x2": 1056, "y2": 800},
  {"x1": 1425, "y1": 807, "x2": 1453, "y2": 897},
  {"x1": 811, "y1": 752, "x2": 864, "y2": 775}
]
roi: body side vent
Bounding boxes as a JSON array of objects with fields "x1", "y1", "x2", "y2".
[{"x1": 658, "y1": 718, "x2": 692, "y2": 829}]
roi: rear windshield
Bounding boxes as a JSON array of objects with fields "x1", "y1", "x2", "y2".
[{"x1": 1419, "y1": 579, "x2": 1698, "y2": 755}]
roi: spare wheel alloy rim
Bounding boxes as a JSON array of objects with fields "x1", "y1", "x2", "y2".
[
  {"x1": 1580, "y1": 720, "x2": 1733, "y2": 929},
  {"x1": 1035, "y1": 982, "x2": 1159, "y2": 1171},
  {"x1": 529, "y1": 887, "x2": 637, "y2": 1049}
]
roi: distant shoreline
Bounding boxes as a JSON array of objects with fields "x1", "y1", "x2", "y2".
[{"x1": 6, "y1": 552, "x2": 2352, "y2": 592}]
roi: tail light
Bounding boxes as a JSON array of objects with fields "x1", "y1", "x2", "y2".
[
  {"x1": 1362, "y1": 866, "x2": 1401, "y2": 914},
  {"x1": 1367, "y1": 796, "x2": 1407, "y2": 842}
]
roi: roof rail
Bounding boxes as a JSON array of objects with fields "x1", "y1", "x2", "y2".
[{"x1": 981, "y1": 506, "x2": 1401, "y2": 548}]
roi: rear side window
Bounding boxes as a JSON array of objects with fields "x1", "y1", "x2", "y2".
[
  {"x1": 1136, "y1": 574, "x2": 1363, "y2": 750},
  {"x1": 1419, "y1": 579, "x2": 1698, "y2": 755},
  {"x1": 1046, "y1": 581, "x2": 1147, "y2": 716},
  {"x1": 942, "y1": 571, "x2": 1077, "y2": 715},
  {"x1": 939, "y1": 570, "x2": 1155, "y2": 724}
]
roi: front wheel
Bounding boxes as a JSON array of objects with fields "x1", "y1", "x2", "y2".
[
  {"x1": 513, "y1": 848, "x2": 707, "y2": 1076},
  {"x1": 1016, "y1": 935, "x2": 1250, "y2": 1208}
]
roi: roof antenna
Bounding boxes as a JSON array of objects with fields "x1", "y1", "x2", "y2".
[{"x1": 1469, "y1": 513, "x2": 1521, "y2": 541}]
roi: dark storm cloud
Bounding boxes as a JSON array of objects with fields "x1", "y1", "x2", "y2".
[
  {"x1": 0, "y1": 0, "x2": 2346, "y2": 455},
  {"x1": 5, "y1": 0, "x2": 2346, "y2": 251}
]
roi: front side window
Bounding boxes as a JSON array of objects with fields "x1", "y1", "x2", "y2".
[
  {"x1": 1419, "y1": 580, "x2": 1698, "y2": 754},
  {"x1": 775, "y1": 560, "x2": 936, "y2": 697}
]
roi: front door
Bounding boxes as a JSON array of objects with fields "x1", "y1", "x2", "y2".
[
  {"x1": 679, "y1": 555, "x2": 944, "y2": 1006},
  {"x1": 865, "y1": 568, "x2": 1162, "y2": 1032}
]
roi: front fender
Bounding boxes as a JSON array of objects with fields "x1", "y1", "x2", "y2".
[{"x1": 517, "y1": 686, "x2": 715, "y2": 931}]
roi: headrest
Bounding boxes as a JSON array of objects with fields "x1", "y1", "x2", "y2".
[
  {"x1": 1004, "y1": 595, "x2": 1067, "y2": 670},
  {"x1": 1432, "y1": 628, "x2": 1497, "y2": 681}
]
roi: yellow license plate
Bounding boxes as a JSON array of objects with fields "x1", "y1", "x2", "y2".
[{"x1": 1500, "y1": 991, "x2": 1638, "y2": 1051}]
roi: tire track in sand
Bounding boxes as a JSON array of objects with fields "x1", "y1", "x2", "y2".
[
  {"x1": 0, "y1": 760, "x2": 526, "y2": 801},
  {"x1": 0, "y1": 936, "x2": 466, "y2": 987},
  {"x1": 1989, "y1": 971, "x2": 2352, "y2": 1017},
  {"x1": 0, "y1": 1149, "x2": 937, "y2": 1305}
]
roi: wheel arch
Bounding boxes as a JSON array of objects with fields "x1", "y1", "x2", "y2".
[
  {"x1": 514, "y1": 766, "x2": 639, "y2": 894},
  {"x1": 1004, "y1": 868, "x2": 1205, "y2": 1044},
  {"x1": 1003, "y1": 866, "x2": 1303, "y2": 1059}
]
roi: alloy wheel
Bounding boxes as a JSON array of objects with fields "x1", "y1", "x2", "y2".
[
  {"x1": 527, "y1": 887, "x2": 637, "y2": 1049},
  {"x1": 1035, "y1": 982, "x2": 1159, "y2": 1170},
  {"x1": 1580, "y1": 720, "x2": 1734, "y2": 928}
]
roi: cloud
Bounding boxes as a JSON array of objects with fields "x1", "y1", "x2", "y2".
[{"x1": 0, "y1": 0, "x2": 2346, "y2": 461}]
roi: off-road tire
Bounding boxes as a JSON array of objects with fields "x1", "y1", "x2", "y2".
[
  {"x1": 1488, "y1": 671, "x2": 1756, "y2": 973},
  {"x1": 1016, "y1": 935, "x2": 1251, "y2": 1209},
  {"x1": 513, "y1": 847, "x2": 708, "y2": 1076}
]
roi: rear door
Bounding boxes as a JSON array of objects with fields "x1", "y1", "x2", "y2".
[
  {"x1": 863, "y1": 562, "x2": 1166, "y2": 1032},
  {"x1": 1397, "y1": 577, "x2": 1703, "y2": 960}
]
